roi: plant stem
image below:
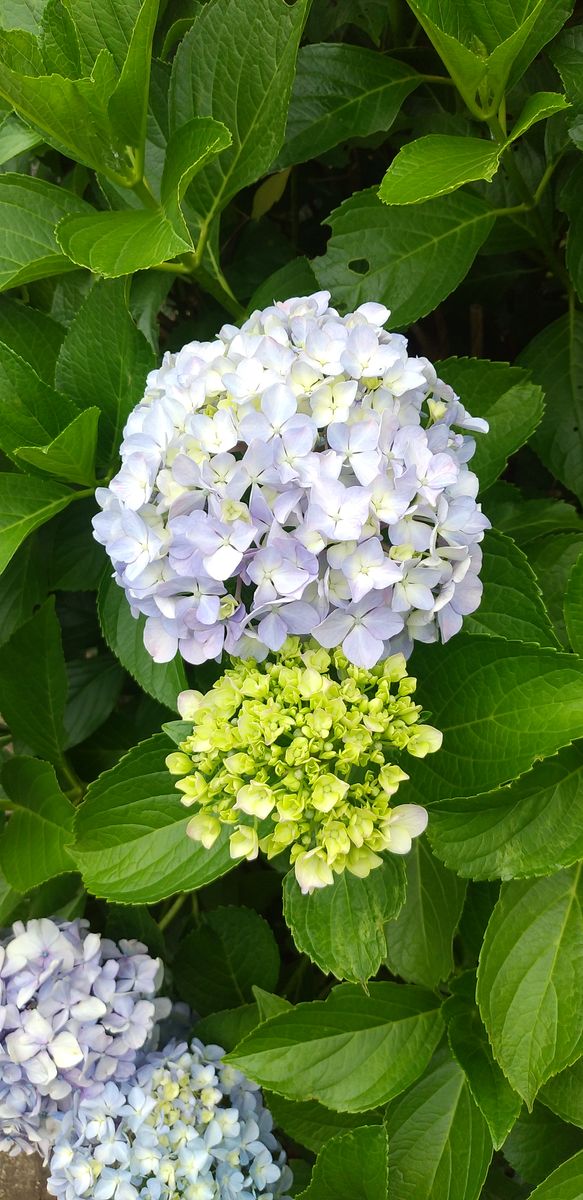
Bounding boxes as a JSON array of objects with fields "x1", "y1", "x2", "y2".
[
  {"x1": 158, "y1": 893, "x2": 187, "y2": 931},
  {"x1": 132, "y1": 176, "x2": 160, "y2": 210},
  {"x1": 59, "y1": 757, "x2": 85, "y2": 803}
]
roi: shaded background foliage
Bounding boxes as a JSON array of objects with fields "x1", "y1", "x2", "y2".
[{"x1": 0, "y1": 0, "x2": 582, "y2": 1196}]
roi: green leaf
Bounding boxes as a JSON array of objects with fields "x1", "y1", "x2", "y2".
[
  {"x1": 504, "y1": 1103, "x2": 583, "y2": 1186},
  {"x1": 16, "y1": 407, "x2": 100, "y2": 485},
  {"x1": 565, "y1": 549, "x2": 583, "y2": 656},
  {"x1": 266, "y1": 1094, "x2": 383, "y2": 1155},
  {"x1": 0, "y1": 867, "x2": 25, "y2": 926},
  {"x1": 525, "y1": 1149, "x2": 583, "y2": 1198},
  {"x1": 46, "y1": 498, "x2": 105, "y2": 593},
  {"x1": 226, "y1": 982, "x2": 444, "y2": 1112},
  {"x1": 282, "y1": 857, "x2": 406, "y2": 985},
  {"x1": 429, "y1": 742, "x2": 583, "y2": 881},
  {"x1": 0, "y1": 111, "x2": 42, "y2": 163},
  {"x1": 528, "y1": 532, "x2": 583, "y2": 648},
  {"x1": 57, "y1": 116, "x2": 231, "y2": 276},
  {"x1": 0, "y1": 298, "x2": 64, "y2": 382},
  {"x1": 0, "y1": 342, "x2": 79, "y2": 464},
  {"x1": 0, "y1": 598, "x2": 67, "y2": 763},
  {"x1": 64, "y1": 653, "x2": 124, "y2": 748},
  {"x1": 195, "y1": 1003, "x2": 259, "y2": 1052},
  {"x1": 276, "y1": 44, "x2": 421, "y2": 169},
  {"x1": 253, "y1": 987, "x2": 291, "y2": 1022},
  {"x1": 169, "y1": 0, "x2": 310, "y2": 232},
  {"x1": 297, "y1": 1125, "x2": 388, "y2": 1200},
  {"x1": 380, "y1": 136, "x2": 502, "y2": 207},
  {"x1": 56, "y1": 210, "x2": 190, "y2": 279},
  {"x1": 437, "y1": 358, "x2": 544, "y2": 492},
  {"x1": 384, "y1": 838, "x2": 466, "y2": 988},
  {"x1": 98, "y1": 573, "x2": 187, "y2": 711},
  {"x1": 463, "y1": 529, "x2": 558, "y2": 647},
  {"x1": 540, "y1": 1059, "x2": 583, "y2": 1129},
  {"x1": 105, "y1": 902, "x2": 165, "y2": 958},
  {"x1": 444, "y1": 972, "x2": 522, "y2": 1148},
  {"x1": 0, "y1": 473, "x2": 75, "y2": 575},
  {"x1": 385, "y1": 1046, "x2": 493, "y2": 1200},
  {"x1": 404, "y1": 0, "x2": 571, "y2": 117},
  {"x1": 0, "y1": 535, "x2": 47, "y2": 648},
  {"x1": 0, "y1": 44, "x2": 128, "y2": 179},
  {"x1": 0, "y1": 0, "x2": 46, "y2": 33},
  {"x1": 519, "y1": 311, "x2": 583, "y2": 504},
  {"x1": 55, "y1": 279, "x2": 155, "y2": 470},
  {"x1": 483, "y1": 484, "x2": 583, "y2": 547},
  {"x1": 106, "y1": 0, "x2": 158, "y2": 151},
  {"x1": 71, "y1": 734, "x2": 236, "y2": 902},
  {"x1": 0, "y1": 757, "x2": 74, "y2": 890},
  {"x1": 174, "y1": 906, "x2": 280, "y2": 1016},
  {"x1": 401, "y1": 636, "x2": 583, "y2": 806},
  {"x1": 65, "y1": 0, "x2": 142, "y2": 72},
  {"x1": 0, "y1": 173, "x2": 90, "y2": 291},
  {"x1": 477, "y1": 866, "x2": 583, "y2": 1106},
  {"x1": 549, "y1": 26, "x2": 583, "y2": 103},
  {"x1": 509, "y1": 92, "x2": 570, "y2": 141},
  {"x1": 313, "y1": 189, "x2": 495, "y2": 328}
]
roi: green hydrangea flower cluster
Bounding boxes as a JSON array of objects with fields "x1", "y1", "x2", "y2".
[{"x1": 166, "y1": 641, "x2": 442, "y2": 894}]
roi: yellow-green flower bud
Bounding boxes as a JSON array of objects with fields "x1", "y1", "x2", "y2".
[
  {"x1": 407, "y1": 724, "x2": 443, "y2": 757},
  {"x1": 229, "y1": 825, "x2": 259, "y2": 860},
  {"x1": 165, "y1": 752, "x2": 193, "y2": 776},
  {"x1": 312, "y1": 774, "x2": 349, "y2": 813},
  {"x1": 186, "y1": 812, "x2": 221, "y2": 848},
  {"x1": 235, "y1": 783, "x2": 274, "y2": 819},
  {"x1": 379, "y1": 764, "x2": 410, "y2": 795}
]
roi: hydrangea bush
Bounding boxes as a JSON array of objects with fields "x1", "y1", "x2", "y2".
[{"x1": 0, "y1": 0, "x2": 582, "y2": 1197}]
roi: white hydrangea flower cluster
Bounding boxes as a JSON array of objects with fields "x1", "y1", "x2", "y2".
[
  {"x1": 93, "y1": 291, "x2": 489, "y2": 670},
  {"x1": 0, "y1": 918, "x2": 169, "y2": 1159},
  {"x1": 47, "y1": 1038, "x2": 292, "y2": 1200}
]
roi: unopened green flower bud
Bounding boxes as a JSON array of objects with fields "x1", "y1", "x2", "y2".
[
  {"x1": 165, "y1": 752, "x2": 193, "y2": 776},
  {"x1": 229, "y1": 825, "x2": 259, "y2": 860},
  {"x1": 235, "y1": 783, "x2": 274, "y2": 819},
  {"x1": 186, "y1": 812, "x2": 221, "y2": 848}
]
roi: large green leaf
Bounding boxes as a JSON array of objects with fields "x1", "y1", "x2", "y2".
[
  {"x1": 0, "y1": 536, "x2": 47, "y2": 648},
  {"x1": 540, "y1": 1059, "x2": 583, "y2": 1129},
  {"x1": 401, "y1": 637, "x2": 583, "y2": 806},
  {"x1": 0, "y1": 173, "x2": 90, "y2": 292},
  {"x1": 565, "y1": 548, "x2": 583, "y2": 656},
  {"x1": 528, "y1": 532, "x2": 583, "y2": 649},
  {"x1": 276, "y1": 44, "x2": 421, "y2": 169},
  {"x1": 55, "y1": 279, "x2": 155, "y2": 470},
  {"x1": 437, "y1": 358, "x2": 544, "y2": 493},
  {"x1": 484, "y1": 484, "x2": 583, "y2": 547},
  {"x1": 16, "y1": 407, "x2": 100, "y2": 485},
  {"x1": 63, "y1": 654, "x2": 124, "y2": 748},
  {"x1": 282, "y1": 857, "x2": 406, "y2": 985},
  {"x1": 226, "y1": 982, "x2": 444, "y2": 1112},
  {"x1": 380, "y1": 136, "x2": 502, "y2": 206},
  {"x1": 174, "y1": 906, "x2": 280, "y2": 1016},
  {"x1": 0, "y1": 111, "x2": 43, "y2": 163},
  {"x1": 106, "y1": 0, "x2": 158, "y2": 151},
  {"x1": 0, "y1": 473, "x2": 75, "y2": 575},
  {"x1": 429, "y1": 743, "x2": 583, "y2": 881},
  {"x1": 503, "y1": 1103, "x2": 583, "y2": 1187},
  {"x1": 297, "y1": 1125, "x2": 388, "y2": 1200},
  {"x1": 313, "y1": 189, "x2": 495, "y2": 327},
  {"x1": 0, "y1": 41, "x2": 127, "y2": 179},
  {"x1": 0, "y1": 341, "x2": 78, "y2": 463},
  {"x1": 57, "y1": 117, "x2": 232, "y2": 276},
  {"x1": 464, "y1": 529, "x2": 558, "y2": 647},
  {"x1": 0, "y1": 757, "x2": 75, "y2": 890},
  {"x1": 266, "y1": 1094, "x2": 383, "y2": 1155},
  {"x1": 444, "y1": 972, "x2": 522, "y2": 1148},
  {"x1": 170, "y1": 0, "x2": 310, "y2": 238},
  {"x1": 519, "y1": 312, "x2": 583, "y2": 504},
  {"x1": 477, "y1": 866, "x2": 583, "y2": 1105},
  {"x1": 64, "y1": 0, "x2": 142, "y2": 71},
  {"x1": 71, "y1": 734, "x2": 236, "y2": 902},
  {"x1": 549, "y1": 25, "x2": 583, "y2": 103},
  {"x1": 98, "y1": 573, "x2": 187, "y2": 711},
  {"x1": 384, "y1": 839, "x2": 467, "y2": 988},
  {"x1": 0, "y1": 598, "x2": 67, "y2": 763},
  {"x1": 385, "y1": 1046, "x2": 493, "y2": 1200},
  {"x1": 0, "y1": 298, "x2": 64, "y2": 382},
  {"x1": 526, "y1": 1150, "x2": 583, "y2": 1199},
  {"x1": 404, "y1": 0, "x2": 572, "y2": 116}
]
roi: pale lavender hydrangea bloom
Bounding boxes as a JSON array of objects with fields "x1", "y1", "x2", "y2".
[
  {"x1": 93, "y1": 292, "x2": 489, "y2": 669},
  {"x1": 47, "y1": 1038, "x2": 293, "y2": 1200},
  {"x1": 0, "y1": 918, "x2": 170, "y2": 1159}
]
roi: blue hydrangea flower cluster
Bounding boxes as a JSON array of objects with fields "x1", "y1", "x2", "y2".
[
  {"x1": 93, "y1": 291, "x2": 489, "y2": 671},
  {"x1": 47, "y1": 1038, "x2": 292, "y2": 1200},
  {"x1": 0, "y1": 918, "x2": 169, "y2": 1159}
]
